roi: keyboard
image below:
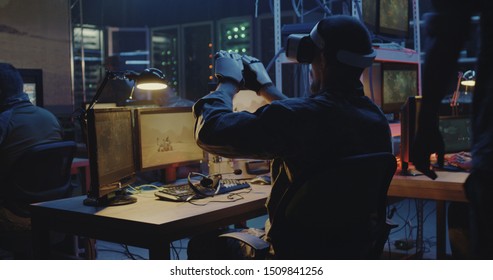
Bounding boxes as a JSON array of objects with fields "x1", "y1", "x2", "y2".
[{"x1": 154, "y1": 179, "x2": 251, "y2": 202}]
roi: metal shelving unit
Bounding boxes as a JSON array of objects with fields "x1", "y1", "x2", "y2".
[
  {"x1": 151, "y1": 26, "x2": 181, "y2": 94},
  {"x1": 72, "y1": 24, "x2": 104, "y2": 106}
]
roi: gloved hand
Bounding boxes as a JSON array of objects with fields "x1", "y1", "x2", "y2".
[
  {"x1": 242, "y1": 55, "x2": 273, "y2": 92},
  {"x1": 412, "y1": 122, "x2": 444, "y2": 180},
  {"x1": 214, "y1": 50, "x2": 244, "y2": 86}
]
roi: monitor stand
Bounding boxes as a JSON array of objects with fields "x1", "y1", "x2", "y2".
[{"x1": 107, "y1": 193, "x2": 137, "y2": 206}]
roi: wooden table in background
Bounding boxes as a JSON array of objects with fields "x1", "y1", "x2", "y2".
[{"x1": 388, "y1": 171, "x2": 469, "y2": 259}]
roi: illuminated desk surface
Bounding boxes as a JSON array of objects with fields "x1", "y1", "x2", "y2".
[
  {"x1": 31, "y1": 185, "x2": 271, "y2": 259},
  {"x1": 31, "y1": 171, "x2": 469, "y2": 260},
  {"x1": 388, "y1": 171, "x2": 468, "y2": 202}
]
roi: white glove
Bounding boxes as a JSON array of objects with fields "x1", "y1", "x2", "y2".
[
  {"x1": 242, "y1": 55, "x2": 273, "y2": 92},
  {"x1": 214, "y1": 50, "x2": 244, "y2": 85}
]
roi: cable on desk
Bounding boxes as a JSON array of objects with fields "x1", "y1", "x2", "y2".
[
  {"x1": 126, "y1": 184, "x2": 162, "y2": 193},
  {"x1": 125, "y1": 184, "x2": 164, "y2": 198}
]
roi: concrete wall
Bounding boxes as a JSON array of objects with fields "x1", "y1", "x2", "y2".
[{"x1": 0, "y1": 0, "x2": 72, "y2": 114}]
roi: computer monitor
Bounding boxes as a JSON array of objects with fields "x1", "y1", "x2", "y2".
[
  {"x1": 18, "y1": 68, "x2": 43, "y2": 106},
  {"x1": 439, "y1": 116, "x2": 472, "y2": 153},
  {"x1": 381, "y1": 62, "x2": 418, "y2": 114},
  {"x1": 84, "y1": 107, "x2": 137, "y2": 206},
  {"x1": 134, "y1": 107, "x2": 204, "y2": 172},
  {"x1": 400, "y1": 95, "x2": 421, "y2": 174},
  {"x1": 362, "y1": 0, "x2": 378, "y2": 34},
  {"x1": 379, "y1": 0, "x2": 409, "y2": 38}
]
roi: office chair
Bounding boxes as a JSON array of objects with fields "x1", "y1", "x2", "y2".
[
  {"x1": 220, "y1": 152, "x2": 397, "y2": 259},
  {"x1": 0, "y1": 140, "x2": 78, "y2": 259},
  {"x1": 3, "y1": 140, "x2": 77, "y2": 217}
]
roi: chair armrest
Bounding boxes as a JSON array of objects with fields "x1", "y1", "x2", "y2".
[{"x1": 219, "y1": 232, "x2": 270, "y2": 250}]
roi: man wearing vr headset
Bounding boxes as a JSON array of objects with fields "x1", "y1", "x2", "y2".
[{"x1": 189, "y1": 15, "x2": 392, "y2": 259}]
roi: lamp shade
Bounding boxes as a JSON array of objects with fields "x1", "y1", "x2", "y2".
[
  {"x1": 134, "y1": 68, "x2": 168, "y2": 90},
  {"x1": 460, "y1": 70, "x2": 476, "y2": 87}
]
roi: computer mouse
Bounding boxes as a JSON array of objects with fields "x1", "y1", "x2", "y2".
[{"x1": 249, "y1": 175, "x2": 271, "y2": 185}]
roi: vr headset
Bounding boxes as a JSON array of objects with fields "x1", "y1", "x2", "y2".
[{"x1": 285, "y1": 22, "x2": 377, "y2": 68}]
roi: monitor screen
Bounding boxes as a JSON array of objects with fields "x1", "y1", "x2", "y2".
[
  {"x1": 381, "y1": 63, "x2": 418, "y2": 113},
  {"x1": 362, "y1": 0, "x2": 378, "y2": 34},
  {"x1": 23, "y1": 82, "x2": 37, "y2": 105},
  {"x1": 85, "y1": 107, "x2": 137, "y2": 206},
  {"x1": 379, "y1": 0, "x2": 409, "y2": 37},
  {"x1": 134, "y1": 107, "x2": 204, "y2": 171},
  {"x1": 439, "y1": 116, "x2": 472, "y2": 153},
  {"x1": 18, "y1": 68, "x2": 43, "y2": 107}
]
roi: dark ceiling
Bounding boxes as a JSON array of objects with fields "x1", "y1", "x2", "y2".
[
  {"x1": 74, "y1": 0, "x2": 301, "y2": 28},
  {"x1": 73, "y1": 0, "x2": 435, "y2": 29}
]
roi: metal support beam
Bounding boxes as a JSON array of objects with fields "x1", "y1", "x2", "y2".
[{"x1": 274, "y1": 0, "x2": 282, "y2": 90}]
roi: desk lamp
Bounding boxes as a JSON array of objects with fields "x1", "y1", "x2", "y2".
[
  {"x1": 450, "y1": 70, "x2": 475, "y2": 115},
  {"x1": 86, "y1": 68, "x2": 168, "y2": 112},
  {"x1": 460, "y1": 70, "x2": 476, "y2": 87}
]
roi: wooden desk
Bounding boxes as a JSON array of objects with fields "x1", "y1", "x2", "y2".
[
  {"x1": 30, "y1": 185, "x2": 271, "y2": 259},
  {"x1": 388, "y1": 171, "x2": 469, "y2": 259}
]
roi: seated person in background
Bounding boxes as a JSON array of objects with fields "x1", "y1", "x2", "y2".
[
  {"x1": 0, "y1": 62, "x2": 63, "y2": 258},
  {"x1": 430, "y1": 151, "x2": 472, "y2": 171},
  {"x1": 189, "y1": 15, "x2": 392, "y2": 259},
  {"x1": 446, "y1": 151, "x2": 472, "y2": 171}
]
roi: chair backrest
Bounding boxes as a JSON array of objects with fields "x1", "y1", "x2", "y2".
[
  {"x1": 3, "y1": 141, "x2": 77, "y2": 216},
  {"x1": 273, "y1": 152, "x2": 397, "y2": 259}
]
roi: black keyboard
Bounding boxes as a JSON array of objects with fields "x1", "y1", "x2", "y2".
[{"x1": 155, "y1": 179, "x2": 251, "y2": 202}]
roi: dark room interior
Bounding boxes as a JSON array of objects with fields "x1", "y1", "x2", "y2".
[{"x1": 0, "y1": 1, "x2": 485, "y2": 274}]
